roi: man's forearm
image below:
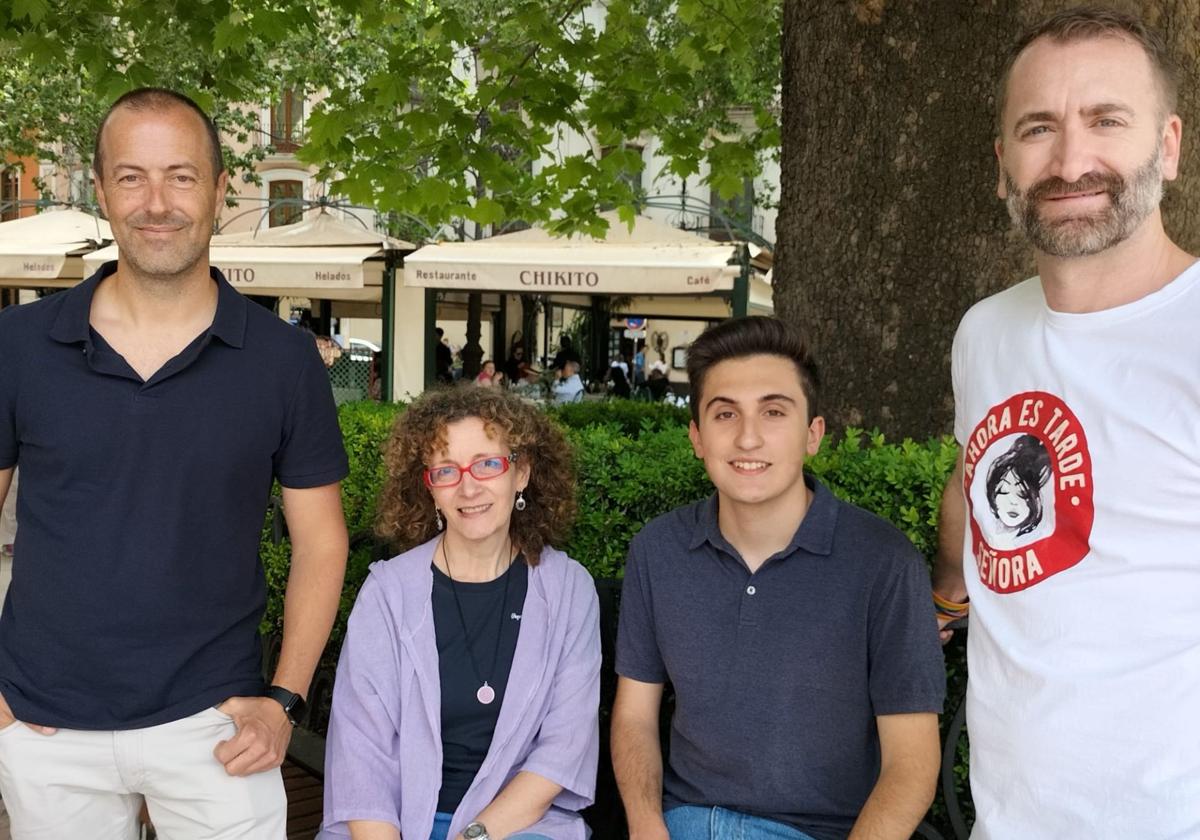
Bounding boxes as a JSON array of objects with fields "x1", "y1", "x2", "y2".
[
  {"x1": 273, "y1": 538, "x2": 347, "y2": 697},
  {"x1": 611, "y1": 715, "x2": 667, "y2": 837},
  {"x1": 847, "y1": 762, "x2": 937, "y2": 840},
  {"x1": 932, "y1": 458, "x2": 968, "y2": 601}
]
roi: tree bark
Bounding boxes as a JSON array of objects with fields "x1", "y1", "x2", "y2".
[{"x1": 775, "y1": 0, "x2": 1200, "y2": 440}]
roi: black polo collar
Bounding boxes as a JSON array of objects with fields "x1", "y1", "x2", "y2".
[{"x1": 49, "y1": 261, "x2": 247, "y2": 349}]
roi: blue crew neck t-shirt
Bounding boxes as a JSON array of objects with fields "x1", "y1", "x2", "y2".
[{"x1": 0, "y1": 263, "x2": 349, "y2": 730}]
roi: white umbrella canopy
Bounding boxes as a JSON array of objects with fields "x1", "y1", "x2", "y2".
[
  {"x1": 403, "y1": 211, "x2": 743, "y2": 296},
  {"x1": 0, "y1": 209, "x2": 112, "y2": 286},
  {"x1": 751, "y1": 269, "x2": 774, "y2": 315},
  {"x1": 84, "y1": 212, "x2": 416, "y2": 300}
]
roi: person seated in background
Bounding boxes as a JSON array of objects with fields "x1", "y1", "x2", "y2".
[
  {"x1": 322, "y1": 387, "x2": 600, "y2": 840},
  {"x1": 475, "y1": 360, "x2": 498, "y2": 387},
  {"x1": 435, "y1": 328, "x2": 455, "y2": 383},
  {"x1": 607, "y1": 362, "x2": 631, "y2": 399},
  {"x1": 646, "y1": 366, "x2": 670, "y2": 402},
  {"x1": 504, "y1": 345, "x2": 539, "y2": 384},
  {"x1": 551, "y1": 335, "x2": 580, "y2": 371},
  {"x1": 552, "y1": 361, "x2": 584, "y2": 403},
  {"x1": 491, "y1": 370, "x2": 507, "y2": 389}
]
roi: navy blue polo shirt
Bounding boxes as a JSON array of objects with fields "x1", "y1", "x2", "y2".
[
  {"x1": 0, "y1": 263, "x2": 348, "y2": 730},
  {"x1": 616, "y1": 476, "x2": 945, "y2": 840}
]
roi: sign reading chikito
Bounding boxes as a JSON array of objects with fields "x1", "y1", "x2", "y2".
[
  {"x1": 404, "y1": 259, "x2": 732, "y2": 293},
  {"x1": 220, "y1": 266, "x2": 360, "y2": 287},
  {"x1": 225, "y1": 267, "x2": 257, "y2": 284},
  {"x1": 519, "y1": 270, "x2": 599, "y2": 287}
]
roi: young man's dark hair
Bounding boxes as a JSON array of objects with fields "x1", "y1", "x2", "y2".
[
  {"x1": 685, "y1": 316, "x2": 820, "y2": 423},
  {"x1": 996, "y1": 6, "x2": 1179, "y2": 130},
  {"x1": 93, "y1": 87, "x2": 225, "y2": 182}
]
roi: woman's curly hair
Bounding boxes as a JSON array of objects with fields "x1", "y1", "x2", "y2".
[{"x1": 375, "y1": 386, "x2": 577, "y2": 563}]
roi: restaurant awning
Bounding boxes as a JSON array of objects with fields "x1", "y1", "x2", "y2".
[
  {"x1": 403, "y1": 211, "x2": 743, "y2": 295},
  {"x1": 0, "y1": 209, "x2": 112, "y2": 287},
  {"x1": 751, "y1": 270, "x2": 773, "y2": 314},
  {"x1": 83, "y1": 213, "x2": 415, "y2": 301}
]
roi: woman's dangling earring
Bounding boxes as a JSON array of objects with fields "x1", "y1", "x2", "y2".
[
  {"x1": 435, "y1": 508, "x2": 444, "y2": 531},
  {"x1": 515, "y1": 491, "x2": 527, "y2": 512}
]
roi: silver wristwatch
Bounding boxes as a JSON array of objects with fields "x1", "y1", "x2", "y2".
[{"x1": 463, "y1": 821, "x2": 490, "y2": 840}]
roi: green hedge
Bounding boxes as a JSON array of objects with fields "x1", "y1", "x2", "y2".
[
  {"x1": 545, "y1": 400, "x2": 692, "y2": 437},
  {"x1": 260, "y1": 400, "x2": 958, "y2": 642}
]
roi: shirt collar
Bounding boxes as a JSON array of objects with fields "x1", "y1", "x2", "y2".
[
  {"x1": 49, "y1": 261, "x2": 247, "y2": 348},
  {"x1": 688, "y1": 473, "x2": 839, "y2": 559}
]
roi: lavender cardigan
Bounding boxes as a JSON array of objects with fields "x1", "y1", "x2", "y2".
[{"x1": 320, "y1": 537, "x2": 601, "y2": 839}]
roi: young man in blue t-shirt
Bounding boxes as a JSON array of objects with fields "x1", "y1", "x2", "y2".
[{"x1": 611, "y1": 317, "x2": 944, "y2": 840}]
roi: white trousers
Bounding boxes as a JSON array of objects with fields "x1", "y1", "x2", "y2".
[{"x1": 0, "y1": 706, "x2": 286, "y2": 839}]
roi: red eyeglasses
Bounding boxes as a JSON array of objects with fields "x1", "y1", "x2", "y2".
[{"x1": 423, "y1": 454, "x2": 518, "y2": 488}]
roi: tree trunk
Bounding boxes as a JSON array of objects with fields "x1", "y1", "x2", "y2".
[{"x1": 775, "y1": 0, "x2": 1200, "y2": 440}]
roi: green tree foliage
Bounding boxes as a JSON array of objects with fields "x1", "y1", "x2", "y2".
[{"x1": 0, "y1": 0, "x2": 779, "y2": 231}]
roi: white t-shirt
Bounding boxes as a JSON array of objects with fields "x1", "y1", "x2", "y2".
[
  {"x1": 552, "y1": 373, "x2": 584, "y2": 403},
  {"x1": 951, "y1": 264, "x2": 1200, "y2": 840}
]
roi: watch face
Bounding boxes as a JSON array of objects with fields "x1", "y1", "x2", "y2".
[
  {"x1": 288, "y1": 695, "x2": 307, "y2": 723},
  {"x1": 464, "y1": 823, "x2": 487, "y2": 839}
]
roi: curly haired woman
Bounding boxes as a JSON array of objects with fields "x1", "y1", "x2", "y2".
[{"x1": 321, "y1": 387, "x2": 599, "y2": 840}]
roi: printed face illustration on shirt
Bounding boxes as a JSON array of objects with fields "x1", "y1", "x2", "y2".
[
  {"x1": 984, "y1": 435, "x2": 1051, "y2": 538},
  {"x1": 964, "y1": 393, "x2": 1095, "y2": 593},
  {"x1": 993, "y1": 474, "x2": 1031, "y2": 524}
]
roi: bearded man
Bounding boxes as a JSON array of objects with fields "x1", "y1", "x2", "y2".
[{"x1": 933, "y1": 8, "x2": 1200, "y2": 839}]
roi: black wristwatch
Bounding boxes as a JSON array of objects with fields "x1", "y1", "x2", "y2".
[
  {"x1": 463, "y1": 821, "x2": 490, "y2": 840},
  {"x1": 264, "y1": 685, "x2": 307, "y2": 726}
]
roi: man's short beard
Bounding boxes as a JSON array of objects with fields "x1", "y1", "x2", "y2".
[
  {"x1": 1004, "y1": 149, "x2": 1164, "y2": 258},
  {"x1": 119, "y1": 212, "x2": 209, "y2": 281},
  {"x1": 123, "y1": 244, "x2": 207, "y2": 280}
]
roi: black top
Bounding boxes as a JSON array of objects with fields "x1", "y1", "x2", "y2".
[
  {"x1": 616, "y1": 476, "x2": 946, "y2": 840},
  {"x1": 433, "y1": 557, "x2": 528, "y2": 812},
  {"x1": 551, "y1": 347, "x2": 580, "y2": 370},
  {"x1": 502, "y1": 353, "x2": 525, "y2": 384},
  {"x1": 0, "y1": 262, "x2": 349, "y2": 730},
  {"x1": 435, "y1": 340, "x2": 454, "y2": 381}
]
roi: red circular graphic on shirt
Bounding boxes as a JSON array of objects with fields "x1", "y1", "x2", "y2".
[{"x1": 962, "y1": 391, "x2": 1095, "y2": 594}]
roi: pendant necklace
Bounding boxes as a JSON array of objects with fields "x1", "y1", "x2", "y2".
[{"x1": 442, "y1": 537, "x2": 512, "y2": 705}]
